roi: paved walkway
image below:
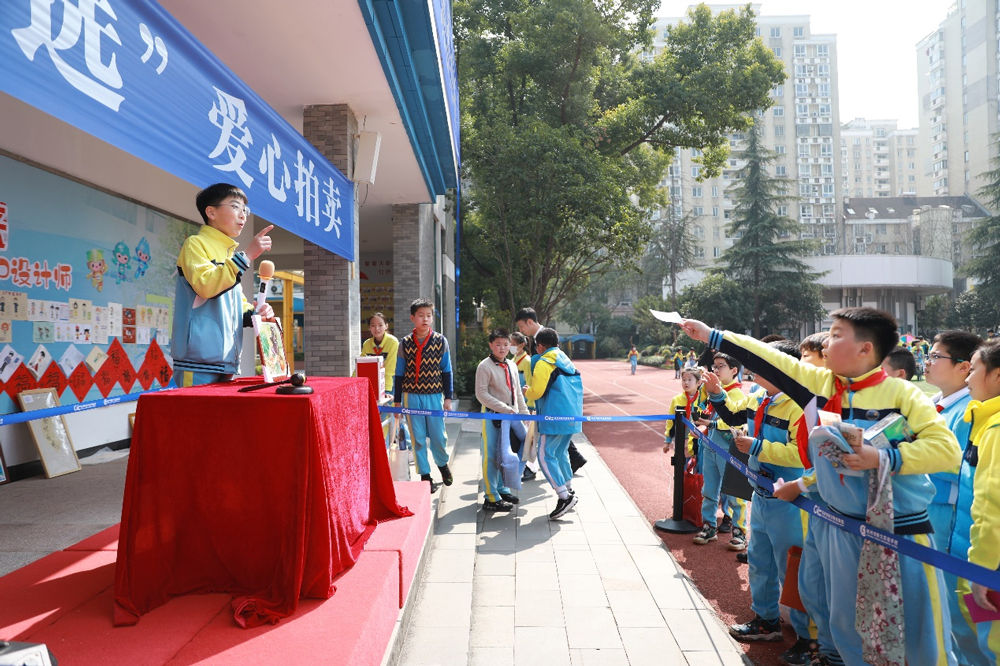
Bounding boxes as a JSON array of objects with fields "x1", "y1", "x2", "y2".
[{"x1": 397, "y1": 421, "x2": 745, "y2": 666}]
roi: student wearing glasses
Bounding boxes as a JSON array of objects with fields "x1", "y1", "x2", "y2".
[{"x1": 172, "y1": 183, "x2": 276, "y2": 387}]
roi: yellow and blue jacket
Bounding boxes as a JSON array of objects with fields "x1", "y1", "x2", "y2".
[
  {"x1": 707, "y1": 329, "x2": 961, "y2": 534},
  {"x1": 526, "y1": 348, "x2": 583, "y2": 435},
  {"x1": 172, "y1": 225, "x2": 253, "y2": 375},
  {"x1": 710, "y1": 386, "x2": 809, "y2": 497},
  {"x1": 514, "y1": 351, "x2": 534, "y2": 408},
  {"x1": 964, "y1": 395, "x2": 1000, "y2": 571},
  {"x1": 665, "y1": 388, "x2": 710, "y2": 456}
]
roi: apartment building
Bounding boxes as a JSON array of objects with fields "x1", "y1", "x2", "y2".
[
  {"x1": 651, "y1": 6, "x2": 842, "y2": 265},
  {"x1": 916, "y1": 0, "x2": 1000, "y2": 199},
  {"x1": 841, "y1": 119, "x2": 926, "y2": 198}
]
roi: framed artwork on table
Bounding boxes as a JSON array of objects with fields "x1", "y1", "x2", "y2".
[
  {"x1": 252, "y1": 316, "x2": 290, "y2": 383},
  {"x1": 17, "y1": 388, "x2": 80, "y2": 478}
]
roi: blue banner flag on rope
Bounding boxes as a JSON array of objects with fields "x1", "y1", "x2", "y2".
[{"x1": 0, "y1": 1, "x2": 354, "y2": 261}]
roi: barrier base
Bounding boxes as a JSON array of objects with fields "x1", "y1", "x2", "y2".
[{"x1": 653, "y1": 518, "x2": 699, "y2": 534}]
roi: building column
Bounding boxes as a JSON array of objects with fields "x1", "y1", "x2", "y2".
[
  {"x1": 302, "y1": 104, "x2": 360, "y2": 376},
  {"x1": 392, "y1": 203, "x2": 434, "y2": 339}
]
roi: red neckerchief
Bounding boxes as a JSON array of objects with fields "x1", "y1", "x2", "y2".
[
  {"x1": 822, "y1": 368, "x2": 888, "y2": 416},
  {"x1": 753, "y1": 395, "x2": 773, "y2": 437},
  {"x1": 412, "y1": 330, "x2": 433, "y2": 384},
  {"x1": 371, "y1": 335, "x2": 384, "y2": 356},
  {"x1": 705, "y1": 381, "x2": 741, "y2": 418},
  {"x1": 514, "y1": 351, "x2": 528, "y2": 367},
  {"x1": 684, "y1": 391, "x2": 698, "y2": 421},
  {"x1": 491, "y1": 355, "x2": 515, "y2": 404},
  {"x1": 936, "y1": 404, "x2": 944, "y2": 413}
]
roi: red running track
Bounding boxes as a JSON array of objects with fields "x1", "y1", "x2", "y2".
[{"x1": 578, "y1": 359, "x2": 793, "y2": 665}]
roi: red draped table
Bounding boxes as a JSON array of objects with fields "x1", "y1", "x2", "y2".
[{"x1": 113, "y1": 377, "x2": 411, "y2": 628}]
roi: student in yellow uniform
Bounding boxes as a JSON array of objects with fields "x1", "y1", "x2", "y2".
[
  {"x1": 682, "y1": 309, "x2": 960, "y2": 666},
  {"x1": 957, "y1": 338, "x2": 1000, "y2": 663}
]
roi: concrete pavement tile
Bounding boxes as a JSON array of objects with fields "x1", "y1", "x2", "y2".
[
  {"x1": 435, "y1": 504, "x2": 479, "y2": 534},
  {"x1": 473, "y1": 574, "x2": 516, "y2": 607},
  {"x1": 432, "y1": 532, "x2": 477, "y2": 550},
  {"x1": 570, "y1": 648, "x2": 631, "y2": 666},
  {"x1": 683, "y1": 649, "x2": 750, "y2": 666},
  {"x1": 650, "y1": 574, "x2": 710, "y2": 611},
  {"x1": 553, "y1": 549, "x2": 600, "y2": 576},
  {"x1": 573, "y1": 505, "x2": 614, "y2": 523},
  {"x1": 558, "y1": 574, "x2": 610, "y2": 608},
  {"x1": 619, "y1": 526, "x2": 664, "y2": 546},
  {"x1": 588, "y1": 542, "x2": 631, "y2": 565},
  {"x1": 514, "y1": 588, "x2": 564, "y2": 627},
  {"x1": 470, "y1": 604, "x2": 515, "y2": 647},
  {"x1": 470, "y1": 647, "x2": 514, "y2": 666},
  {"x1": 424, "y1": 546, "x2": 476, "y2": 583},
  {"x1": 475, "y1": 550, "x2": 516, "y2": 576},
  {"x1": 515, "y1": 541, "x2": 554, "y2": 562},
  {"x1": 619, "y1": 627, "x2": 685, "y2": 666},
  {"x1": 516, "y1": 560, "x2": 560, "y2": 591},
  {"x1": 563, "y1": 605, "x2": 624, "y2": 650},
  {"x1": 478, "y1": 529, "x2": 517, "y2": 551},
  {"x1": 409, "y1": 582, "x2": 473, "y2": 628},
  {"x1": 605, "y1": 590, "x2": 667, "y2": 628},
  {"x1": 514, "y1": 626, "x2": 571, "y2": 666},
  {"x1": 662, "y1": 608, "x2": 738, "y2": 653},
  {"x1": 610, "y1": 515, "x2": 653, "y2": 532},
  {"x1": 399, "y1": 625, "x2": 470, "y2": 666},
  {"x1": 549, "y1": 526, "x2": 589, "y2": 545},
  {"x1": 581, "y1": 522, "x2": 624, "y2": 545}
]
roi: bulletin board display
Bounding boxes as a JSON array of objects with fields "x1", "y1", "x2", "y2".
[
  {"x1": 0, "y1": 154, "x2": 195, "y2": 414},
  {"x1": 360, "y1": 252, "x2": 393, "y2": 341}
]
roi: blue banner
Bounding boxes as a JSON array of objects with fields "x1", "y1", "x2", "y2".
[{"x1": 0, "y1": 0, "x2": 354, "y2": 261}]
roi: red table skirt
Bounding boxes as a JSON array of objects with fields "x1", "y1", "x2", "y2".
[{"x1": 113, "y1": 377, "x2": 411, "y2": 628}]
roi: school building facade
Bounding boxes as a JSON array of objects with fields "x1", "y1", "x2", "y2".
[{"x1": 0, "y1": 1, "x2": 458, "y2": 478}]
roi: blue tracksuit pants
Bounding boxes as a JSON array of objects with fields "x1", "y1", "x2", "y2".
[
  {"x1": 928, "y1": 501, "x2": 956, "y2": 552},
  {"x1": 402, "y1": 392, "x2": 449, "y2": 475},
  {"x1": 630, "y1": 357, "x2": 637, "y2": 374},
  {"x1": 700, "y1": 429, "x2": 747, "y2": 530},
  {"x1": 538, "y1": 433, "x2": 573, "y2": 494},
  {"x1": 813, "y1": 519, "x2": 956, "y2": 666},
  {"x1": 480, "y1": 419, "x2": 511, "y2": 503},
  {"x1": 748, "y1": 495, "x2": 811, "y2": 639},
  {"x1": 799, "y1": 513, "x2": 839, "y2": 664}
]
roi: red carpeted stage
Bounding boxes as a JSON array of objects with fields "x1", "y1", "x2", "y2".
[
  {"x1": 1, "y1": 377, "x2": 434, "y2": 665},
  {"x1": 0, "y1": 481, "x2": 431, "y2": 665}
]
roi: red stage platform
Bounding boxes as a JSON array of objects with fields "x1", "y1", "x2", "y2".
[{"x1": 0, "y1": 481, "x2": 431, "y2": 666}]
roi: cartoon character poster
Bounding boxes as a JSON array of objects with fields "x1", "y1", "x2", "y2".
[{"x1": 0, "y1": 154, "x2": 195, "y2": 416}]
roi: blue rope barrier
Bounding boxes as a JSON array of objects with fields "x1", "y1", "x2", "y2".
[
  {"x1": 677, "y1": 415, "x2": 1000, "y2": 591},
  {"x1": 0, "y1": 386, "x2": 173, "y2": 427},
  {"x1": 378, "y1": 406, "x2": 675, "y2": 423}
]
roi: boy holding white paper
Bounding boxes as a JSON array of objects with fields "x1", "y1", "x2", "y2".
[{"x1": 680, "y1": 308, "x2": 960, "y2": 666}]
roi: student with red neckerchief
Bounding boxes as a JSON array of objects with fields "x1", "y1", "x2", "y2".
[{"x1": 681, "y1": 308, "x2": 961, "y2": 666}]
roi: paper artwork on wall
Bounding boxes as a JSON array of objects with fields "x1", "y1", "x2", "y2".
[
  {"x1": 123, "y1": 308, "x2": 135, "y2": 326},
  {"x1": 26, "y1": 345, "x2": 52, "y2": 380},
  {"x1": 0, "y1": 321, "x2": 11, "y2": 344},
  {"x1": 123, "y1": 326, "x2": 136, "y2": 344},
  {"x1": 107, "y1": 302, "x2": 123, "y2": 338},
  {"x1": 32, "y1": 322, "x2": 54, "y2": 344},
  {"x1": 0, "y1": 291, "x2": 26, "y2": 321},
  {"x1": 0, "y1": 344, "x2": 24, "y2": 383},
  {"x1": 84, "y1": 346, "x2": 108, "y2": 373},
  {"x1": 136, "y1": 327, "x2": 150, "y2": 346},
  {"x1": 58, "y1": 344, "x2": 84, "y2": 377}
]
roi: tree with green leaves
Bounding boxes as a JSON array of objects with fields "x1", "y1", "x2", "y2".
[
  {"x1": 715, "y1": 119, "x2": 824, "y2": 337},
  {"x1": 457, "y1": 1, "x2": 785, "y2": 323},
  {"x1": 641, "y1": 212, "x2": 700, "y2": 309},
  {"x1": 678, "y1": 273, "x2": 753, "y2": 334},
  {"x1": 967, "y1": 157, "x2": 1000, "y2": 326}
]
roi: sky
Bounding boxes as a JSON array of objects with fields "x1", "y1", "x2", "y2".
[{"x1": 657, "y1": 1, "x2": 954, "y2": 128}]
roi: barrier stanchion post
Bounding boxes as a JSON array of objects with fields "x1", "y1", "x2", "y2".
[{"x1": 654, "y1": 406, "x2": 699, "y2": 534}]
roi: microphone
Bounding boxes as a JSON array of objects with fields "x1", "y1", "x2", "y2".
[{"x1": 256, "y1": 260, "x2": 274, "y2": 313}]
